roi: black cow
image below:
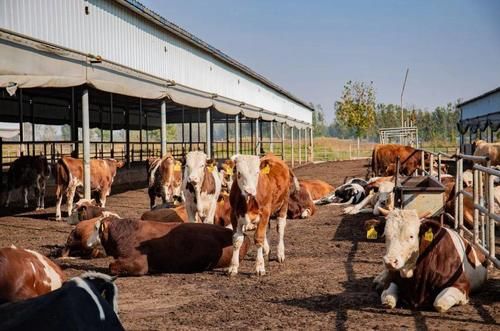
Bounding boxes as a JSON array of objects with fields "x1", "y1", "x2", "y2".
[
  {"x1": 0, "y1": 272, "x2": 124, "y2": 331},
  {"x1": 316, "y1": 178, "x2": 368, "y2": 205},
  {"x1": 4, "y1": 155, "x2": 50, "y2": 209}
]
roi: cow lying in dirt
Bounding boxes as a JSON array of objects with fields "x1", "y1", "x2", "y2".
[
  {"x1": 299, "y1": 179, "x2": 333, "y2": 201},
  {"x1": 375, "y1": 209, "x2": 487, "y2": 312},
  {"x1": 343, "y1": 177, "x2": 395, "y2": 216},
  {"x1": 0, "y1": 246, "x2": 65, "y2": 302},
  {"x1": 87, "y1": 217, "x2": 250, "y2": 276},
  {"x1": 5, "y1": 155, "x2": 51, "y2": 210},
  {"x1": 287, "y1": 182, "x2": 316, "y2": 219},
  {"x1": 317, "y1": 178, "x2": 369, "y2": 205}
]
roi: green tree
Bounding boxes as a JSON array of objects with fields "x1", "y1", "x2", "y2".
[
  {"x1": 310, "y1": 103, "x2": 327, "y2": 137},
  {"x1": 335, "y1": 81, "x2": 376, "y2": 151}
]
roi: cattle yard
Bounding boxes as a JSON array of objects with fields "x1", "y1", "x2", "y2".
[{"x1": 0, "y1": 159, "x2": 498, "y2": 330}]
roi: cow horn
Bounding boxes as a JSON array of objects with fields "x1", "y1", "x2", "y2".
[{"x1": 378, "y1": 206, "x2": 390, "y2": 216}]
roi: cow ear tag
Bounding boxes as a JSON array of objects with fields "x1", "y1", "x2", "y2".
[
  {"x1": 207, "y1": 165, "x2": 215, "y2": 172},
  {"x1": 261, "y1": 164, "x2": 271, "y2": 175},
  {"x1": 367, "y1": 226, "x2": 378, "y2": 240},
  {"x1": 225, "y1": 167, "x2": 233, "y2": 175},
  {"x1": 174, "y1": 162, "x2": 181, "y2": 172},
  {"x1": 424, "y1": 229, "x2": 433, "y2": 242}
]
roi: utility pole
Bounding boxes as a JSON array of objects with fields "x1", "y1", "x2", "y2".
[{"x1": 400, "y1": 68, "x2": 409, "y2": 144}]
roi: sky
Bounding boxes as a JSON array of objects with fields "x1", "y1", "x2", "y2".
[{"x1": 141, "y1": 0, "x2": 500, "y2": 123}]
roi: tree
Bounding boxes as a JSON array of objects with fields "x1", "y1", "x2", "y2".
[
  {"x1": 335, "y1": 81, "x2": 376, "y2": 153},
  {"x1": 310, "y1": 103, "x2": 327, "y2": 137}
]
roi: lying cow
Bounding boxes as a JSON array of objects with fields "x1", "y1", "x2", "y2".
[
  {"x1": 228, "y1": 153, "x2": 298, "y2": 276},
  {"x1": 473, "y1": 139, "x2": 500, "y2": 166},
  {"x1": 372, "y1": 144, "x2": 426, "y2": 176},
  {"x1": 147, "y1": 155, "x2": 183, "y2": 209},
  {"x1": 376, "y1": 209, "x2": 487, "y2": 312},
  {"x1": 141, "y1": 205, "x2": 188, "y2": 223},
  {"x1": 55, "y1": 156, "x2": 124, "y2": 220},
  {"x1": 299, "y1": 179, "x2": 334, "y2": 201},
  {"x1": 5, "y1": 155, "x2": 50, "y2": 210},
  {"x1": 0, "y1": 272, "x2": 123, "y2": 330},
  {"x1": 0, "y1": 246, "x2": 65, "y2": 303},
  {"x1": 343, "y1": 177, "x2": 395, "y2": 216},
  {"x1": 287, "y1": 183, "x2": 316, "y2": 219},
  {"x1": 88, "y1": 217, "x2": 250, "y2": 276},
  {"x1": 316, "y1": 178, "x2": 368, "y2": 205},
  {"x1": 182, "y1": 151, "x2": 222, "y2": 224}
]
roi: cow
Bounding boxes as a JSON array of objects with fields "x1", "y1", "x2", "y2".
[
  {"x1": 316, "y1": 178, "x2": 368, "y2": 205},
  {"x1": 147, "y1": 155, "x2": 183, "y2": 209},
  {"x1": 473, "y1": 139, "x2": 500, "y2": 166},
  {"x1": 228, "y1": 153, "x2": 298, "y2": 276},
  {"x1": 375, "y1": 209, "x2": 487, "y2": 312},
  {"x1": 55, "y1": 157, "x2": 125, "y2": 220},
  {"x1": 371, "y1": 144, "x2": 426, "y2": 177},
  {"x1": 299, "y1": 179, "x2": 334, "y2": 201},
  {"x1": 0, "y1": 272, "x2": 123, "y2": 331},
  {"x1": 4, "y1": 155, "x2": 50, "y2": 210},
  {"x1": 141, "y1": 205, "x2": 188, "y2": 223},
  {"x1": 287, "y1": 183, "x2": 316, "y2": 219},
  {"x1": 344, "y1": 177, "x2": 395, "y2": 216},
  {"x1": 219, "y1": 159, "x2": 235, "y2": 194},
  {"x1": 0, "y1": 246, "x2": 65, "y2": 303},
  {"x1": 182, "y1": 151, "x2": 222, "y2": 224},
  {"x1": 87, "y1": 217, "x2": 250, "y2": 276}
]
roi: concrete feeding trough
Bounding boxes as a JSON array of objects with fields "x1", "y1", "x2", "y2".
[{"x1": 394, "y1": 176, "x2": 445, "y2": 217}]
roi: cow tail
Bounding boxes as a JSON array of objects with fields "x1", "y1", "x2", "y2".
[
  {"x1": 289, "y1": 169, "x2": 300, "y2": 194},
  {"x1": 56, "y1": 158, "x2": 70, "y2": 191},
  {"x1": 371, "y1": 146, "x2": 377, "y2": 177}
]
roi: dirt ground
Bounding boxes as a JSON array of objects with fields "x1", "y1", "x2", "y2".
[{"x1": 0, "y1": 159, "x2": 498, "y2": 330}]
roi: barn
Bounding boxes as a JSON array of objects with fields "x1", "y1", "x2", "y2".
[{"x1": 0, "y1": 0, "x2": 313, "y2": 197}]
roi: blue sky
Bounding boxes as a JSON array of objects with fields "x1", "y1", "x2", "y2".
[{"x1": 141, "y1": 0, "x2": 500, "y2": 122}]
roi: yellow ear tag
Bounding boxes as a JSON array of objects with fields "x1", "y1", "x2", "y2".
[
  {"x1": 261, "y1": 164, "x2": 270, "y2": 175},
  {"x1": 366, "y1": 226, "x2": 378, "y2": 240},
  {"x1": 218, "y1": 198, "x2": 225, "y2": 205},
  {"x1": 207, "y1": 165, "x2": 214, "y2": 173},
  {"x1": 424, "y1": 229, "x2": 433, "y2": 242},
  {"x1": 174, "y1": 162, "x2": 181, "y2": 172},
  {"x1": 225, "y1": 167, "x2": 233, "y2": 175}
]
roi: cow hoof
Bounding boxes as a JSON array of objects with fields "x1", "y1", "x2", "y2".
[
  {"x1": 255, "y1": 266, "x2": 266, "y2": 276},
  {"x1": 277, "y1": 244, "x2": 285, "y2": 263},
  {"x1": 381, "y1": 295, "x2": 397, "y2": 309},
  {"x1": 434, "y1": 304, "x2": 450, "y2": 313},
  {"x1": 227, "y1": 265, "x2": 239, "y2": 277}
]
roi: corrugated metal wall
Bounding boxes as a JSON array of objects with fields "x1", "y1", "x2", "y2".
[{"x1": 0, "y1": 0, "x2": 312, "y2": 124}]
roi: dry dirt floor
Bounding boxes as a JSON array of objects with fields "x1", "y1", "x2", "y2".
[{"x1": 0, "y1": 159, "x2": 498, "y2": 330}]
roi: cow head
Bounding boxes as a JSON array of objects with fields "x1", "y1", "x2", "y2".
[
  {"x1": 382, "y1": 209, "x2": 421, "y2": 278},
  {"x1": 373, "y1": 181, "x2": 395, "y2": 216},
  {"x1": 220, "y1": 159, "x2": 235, "y2": 191},
  {"x1": 184, "y1": 151, "x2": 209, "y2": 189},
  {"x1": 172, "y1": 160, "x2": 183, "y2": 202},
  {"x1": 232, "y1": 154, "x2": 260, "y2": 198},
  {"x1": 87, "y1": 216, "x2": 113, "y2": 248},
  {"x1": 115, "y1": 160, "x2": 125, "y2": 169},
  {"x1": 68, "y1": 199, "x2": 101, "y2": 225},
  {"x1": 73, "y1": 272, "x2": 119, "y2": 314}
]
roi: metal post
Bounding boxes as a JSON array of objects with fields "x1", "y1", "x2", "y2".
[
  {"x1": 71, "y1": 87, "x2": 78, "y2": 157},
  {"x1": 473, "y1": 169, "x2": 479, "y2": 244},
  {"x1": 30, "y1": 98, "x2": 35, "y2": 154},
  {"x1": 18, "y1": 89, "x2": 24, "y2": 155},
  {"x1": 226, "y1": 115, "x2": 229, "y2": 159},
  {"x1": 206, "y1": 108, "x2": 211, "y2": 158},
  {"x1": 420, "y1": 150, "x2": 425, "y2": 175},
  {"x1": 269, "y1": 121, "x2": 274, "y2": 153},
  {"x1": 82, "y1": 89, "x2": 91, "y2": 200},
  {"x1": 458, "y1": 157, "x2": 464, "y2": 236},
  {"x1": 181, "y1": 106, "x2": 185, "y2": 151},
  {"x1": 454, "y1": 149, "x2": 460, "y2": 229},
  {"x1": 291, "y1": 126, "x2": 295, "y2": 168},
  {"x1": 310, "y1": 126, "x2": 314, "y2": 162},
  {"x1": 235, "y1": 114, "x2": 240, "y2": 154},
  {"x1": 125, "y1": 107, "x2": 130, "y2": 168},
  {"x1": 304, "y1": 128, "x2": 308, "y2": 162},
  {"x1": 0, "y1": 137, "x2": 3, "y2": 188},
  {"x1": 437, "y1": 153, "x2": 442, "y2": 182},
  {"x1": 160, "y1": 99, "x2": 167, "y2": 157},
  {"x1": 281, "y1": 123, "x2": 285, "y2": 160},
  {"x1": 483, "y1": 159, "x2": 491, "y2": 247},
  {"x1": 488, "y1": 172, "x2": 495, "y2": 259},
  {"x1": 255, "y1": 118, "x2": 260, "y2": 155},
  {"x1": 298, "y1": 127, "x2": 302, "y2": 165},
  {"x1": 139, "y1": 98, "x2": 143, "y2": 161}
]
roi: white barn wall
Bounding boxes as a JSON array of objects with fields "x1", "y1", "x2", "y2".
[{"x1": 0, "y1": 0, "x2": 312, "y2": 124}]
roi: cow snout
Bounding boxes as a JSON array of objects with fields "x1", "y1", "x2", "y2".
[
  {"x1": 188, "y1": 175, "x2": 200, "y2": 184},
  {"x1": 244, "y1": 187, "x2": 257, "y2": 197},
  {"x1": 383, "y1": 255, "x2": 400, "y2": 270}
]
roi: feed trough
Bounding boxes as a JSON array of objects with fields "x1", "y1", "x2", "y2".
[{"x1": 395, "y1": 176, "x2": 445, "y2": 217}]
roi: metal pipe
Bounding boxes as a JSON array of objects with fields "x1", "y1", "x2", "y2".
[
  {"x1": 160, "y1": 99, "x2": 167, "y2": 157},
  {"x1": 235, "y1": 114, "x2": 240, "y2": 154},
  {"x1": 255, "y1": 118, "x2": 260, "y2": 155},
  {"x1": 110, "y1": 93, "x2": 114, "y2": 158},
  {"x1": 19, "y1": 89, "x2": 24, "y2": 155},
  {"x1": 420, "y1": 150, "x2": 425, "y2": 175},
  {"x1": 458, "y1": 157, "x2": 464, "y2": 236},
  {"x1": 206, "y1": 108, "x2": 211, "y2": 158},
  {"x1": 82, "y1": 88, "x2": 91, "y2": 200},
  {"x1": 488, "y1": 173, "x2": 495, "y2": 259},
  {"x1": 310, "y1": 126, "x2": 314, "y2": 162},
  {"x1": 454, "y1": 149, "x2": 460, "y2": 230},
  {"x1": 269, "y1": 121, "x2": 273, "y2": 153},
  {"x1": 298, "y1": 127, "x2": 302, "y2": 165},
  {"x1": 429, "y1": 154, "x2": 434, "y2": 177},
  {"x1": 139, "y1": 98, "x2": 143, "y2": 161},
  {"x1": 281, "y1": 123, "x2": 285, "y2": 160},
  {"x1": 473, "y1": 169, "x2": 479, "y2": 244},
  {"x1": 291, "y1": 126, "x2": 294, "y2": 168}
]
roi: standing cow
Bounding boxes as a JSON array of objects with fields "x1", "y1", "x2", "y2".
[
  {"x1": 147, "y1": 155, "x2": 183, "y2": 209},
  {"x1": 473, "y1": 139, "x2": 500, "y2": 166},
  {"x1": 371, "y1": 144, "x2": 426, "y2": 176},
  {"x1": 4, "y1": 155, "x2": 50, "y2": 210},
  {"x1": 55, "y1": 157, "x2": 124, "y2": 220},
  {"x1": 376, "y1": 209, "x2": 487, "y2": 312},
  {"x1": 228, "y1": 153, "x2": 298, "y2": 276},
  {"x1": 182, "y1": 151, "x2": 222, "y2": 224}
]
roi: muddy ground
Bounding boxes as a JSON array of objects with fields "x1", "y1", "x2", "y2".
[{"x1": 0, "y1": 159, "x2": 498, "y2": 330}]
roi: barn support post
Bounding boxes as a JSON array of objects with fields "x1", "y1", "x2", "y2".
[
  {"x1": 139, "y1": 98, "x2": 143, "y2": 161},
  {"x1": 30, "y1": 97, "x2": 35, "y2": 154},
  {"x1": 255, "y1": 118, "x2": 260, "y2": 155},
  {"x1": 298, "y1": 127, "x2": 302, "y2": 165},
  {"x1": 18, "y1": 89, "x2": 24, "y2": 156},
  {"x1": 82, "y1": 88, "x2": 91, "y2": 200},
  {"x1": 291, "y1": 126, "x2": 295, "y2": 168},
  {"x1": 269, "y1": 121, "x2": 274, "y2": 153},
  {"x1": 0, "y1": 137, "x2": 3, "y2": 188},
  {"x1": 206, "y1": 108, "x2": 212, "y2": 158},
  {"x1": 160, "y1": 99, "x2": 167, "y2": 157},
  {"x1": 226, "y1": 115, "x2": 230, "y2": 159},
  {"x1": 281, "y1": 123, "x2": 285, "y2": 160},
  {"x1": 70, "y1": 87, "x2": 78, "y2": 158},
  {"x1": 181, "y1": 106, "x2": 185, "y2": 153},
  {"x1": 110, "y1": 93, "x2": 114, "y2": 158},
  {"x1": 125, "y1": 106, "x2": 130, "y2": 168},
  {"x1": 309, "y1": 126, "x2": 314, "y2": 162},
  {"x1": 235, "y1": 114, "x2": 240, "y2": 154}
]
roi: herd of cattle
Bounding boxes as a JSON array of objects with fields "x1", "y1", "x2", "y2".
[{"x1": 1, "y1": 140, "x2": 499, "y2": 328}]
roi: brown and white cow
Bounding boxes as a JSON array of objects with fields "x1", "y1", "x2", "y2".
[
  {"x1": 287, "y1": 183, "x2": 316, "y2": 219},
  {"x1": 372, "y1": 144, "x2": 426, "y2": 177},
  {"x1": 147, "y1": 155, "x2": 183, "y2": 209},
  {"x1": 473, "y1": 139, "x2": 500, "y2": 166},
  {"x1": 228, "y1": 153, "x2": 298, "y2": 276},
  {"x1": 343, "y1": 177, "x2": 395, "y2": 216},
  {"x1": 87, "y1": 217, "x2": 250, "y2": 276},
  {"x1": 182, "y1": 151, "x2": 222, "y2": 224},
  {"x1": 219, "y1": 159, "x2": 235, "y2": 194},
  {"x1": 141, "y1": 205, "x2": 188, "y2": 223},
  {"x1": 376, "y1": 209, "x2": 487, "y2": 312},
  {"x1": 55, "y1": 157, "x2": 124, "y2": 220},
  {"x1": 0, "y1": 246, "x2": 65, "y2": 302},
  {"x1": 299, "y1": 179, "x2": 334, "y2": 201},
  {"x1": 5, "y1": 155, "x2": 50, "y2": 210}
]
